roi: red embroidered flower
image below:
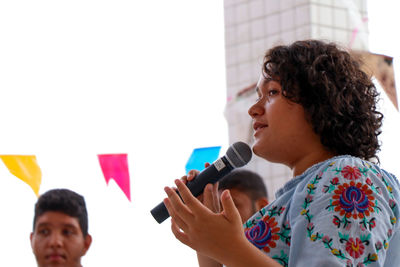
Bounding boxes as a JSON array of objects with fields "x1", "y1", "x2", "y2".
[
  {"x1": 331, "y1": 177, "x2": 339, "y2": 185},
  {"x1": 245, "y1": 215, "x2": 280, "y2": 253},
  {"x1": 341, "y1": 166, "x2": 362, "y2": 180},
  {"x1": 345, "y1": 237, "x2": 365, "y2": 258},
  {"x1": 370, "y1": 219, "x2": 376, "y2": 229},
  {"x1": 332, "y1": 181, "x2": 375, "y2": 219},
  {"x1": 332, "y1": 216, "x2": 340, "y2": 227}
]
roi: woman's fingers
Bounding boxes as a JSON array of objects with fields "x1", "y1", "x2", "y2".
[
  {"x1": 220, "y1": 189, "x2": 242, "y2": 224},
  {"x1": 164, "y1": 186, "x2": 194, "y2": 222},
  {"x1": 174, "y1": 179, "x2": 205, "y2": 212},
  {"x1": 180, "y1": 175, "x2": 188, "y2": 184},
  {"x1": 170, "y1": 218, "x2": 190, "y2": 246},
  {"x1": 203, "y1": 182, "x2": 220, "y2": 212},
  {"x1": 164, "y1": 197, "x2": 189, "y2": 232},
  {"x1": 212, "y1": 182, "x2": 221, "y2": 212},
  {"x1": 202, "y1": 184, "x2": 214, "y2": 210},
  {"x1": 187, "y1": 163, "x2": 209, "y2": 182},
  {"x1": 187, "y1": 169, "x2": 200, "y2": 181}
]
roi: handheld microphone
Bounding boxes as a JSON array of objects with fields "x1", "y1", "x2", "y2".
[{"x1": 150, "y1": 141, "x2": 252, "y2": 224}]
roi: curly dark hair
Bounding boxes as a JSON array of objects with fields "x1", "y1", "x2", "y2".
[{"x1": 263, "y1": 40, "x2": 383, "y2": 161}]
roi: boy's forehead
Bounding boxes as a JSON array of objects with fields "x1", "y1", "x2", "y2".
[{"x1": 35, "y1": 211, "x2": 80, "y2": 229}]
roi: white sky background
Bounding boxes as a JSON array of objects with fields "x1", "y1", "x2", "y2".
[{"x1": 0, "y1": 0, "x2": 399, "y2": 266}]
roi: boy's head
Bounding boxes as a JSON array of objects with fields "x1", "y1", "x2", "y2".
[
  {"x1": 219, "y1": 169, "x2": 269, "y2": 223},
  {"x1": 32, "y1": 189, "x2": 89, "y2": 236},
  {"x1": 30, "y1": 189, "x2": 92, "y2": 267}
]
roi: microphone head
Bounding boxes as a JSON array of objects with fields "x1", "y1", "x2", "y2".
[{"x1": 225, "y1": 141, "x2": 252, "y2": 168}]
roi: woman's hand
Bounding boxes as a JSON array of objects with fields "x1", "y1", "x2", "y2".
[
  {"x1": 179, "y1": 163, "x2": 221, "y2": 213},
  {"x1": 180, "y1": 164, "x2": 223, "y2": 267},
  {"x1": 163, "y1": 178, "x2": 246, "y2": 264}
]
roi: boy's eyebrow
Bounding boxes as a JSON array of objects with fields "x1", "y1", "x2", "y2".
[
  {"x1": 35, "y1": 222, "x2": 79, "y2": 229},
  {"x1": 35, "y1": 222, "x2": 51, "y2": 228}
]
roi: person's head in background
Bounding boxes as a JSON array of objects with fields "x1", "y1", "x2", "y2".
[
  {"x1": 218, "y1": 169, "x2": 269, "y2": 223},
  {"x1": 30, "y1": 188, "x2": 92, "y2": 267}
]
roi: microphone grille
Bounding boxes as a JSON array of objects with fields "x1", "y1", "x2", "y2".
[{"x1": 225, "y1": 141, "x2": 252, "y2": 168}]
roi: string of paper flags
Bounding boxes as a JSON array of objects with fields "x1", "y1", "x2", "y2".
[{"x1": 0, "y1": 146, "x2": 221, "y2": 201}]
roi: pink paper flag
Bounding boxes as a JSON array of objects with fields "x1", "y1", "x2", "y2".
[{"x1": 98, "y1": 154, "x2": 131, "y2": 201}]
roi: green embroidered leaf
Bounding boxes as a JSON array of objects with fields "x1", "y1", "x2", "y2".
[
  {"x1": 360, "y1": 233, "x2": 371, "y2": 242},
  {"x1": 338, "y1": 232, "x2": 349, "y2": 242}
]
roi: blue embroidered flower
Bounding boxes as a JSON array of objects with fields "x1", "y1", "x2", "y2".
[
  {"x1": 332, "y1": 181, "x2": 375, "y2": 219},
  {"x1": 245, "y1": 215, "x2": 280, "y2": 253}
]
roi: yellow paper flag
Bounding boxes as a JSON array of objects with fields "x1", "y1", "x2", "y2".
[{"x1": 0, "y1": 155, "x2": 42, "y2": 196}]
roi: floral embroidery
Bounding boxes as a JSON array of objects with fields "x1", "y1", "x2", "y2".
[
  {"x1": 272, "y1": 250, "x2": 289, "y2": 267},
  {"x1": 331, "y1": 181, "x2": 375, "y2": 219},
  {"x1": 245, "y1": 215, "x2": 280, "y2": 253},
  {"x1": 359, "y1": 217, "x2": 376, "y2": 231},
  {"x1": 361, "y1": 253, "x2": 378, "y2": 265},
  {"x1": 332, "y1": 215, "x2": 352, "y2": 230},
  {"x1": 278, "y1": 221, "x2": 291, "y2": 246},
  {"x1": 389, "y1": 199, "x2": 397, "y2": 212},
  {"x1": 301, "y1": 159, "x2": 396, "y2": 266},
  {"x1": 323, "y1": 177, "x2": 340, "y2": 193},
  {"x1": 375, "y1": 241, "x2": 383, "y2": 251},
  {"x1": 244, "y1": 157, "x2": 398, "y2": 266},
  {"x1": 267, "y1": 206, "x2": 285, "y2": 217},
  {"x1": 345, "y1": 237, "x2": 365, "y2": 258},
  {"x1": 330, "y1": 248, "x2": 347, "y2": 260},
  {"x1": 342, "y1": 166, "x2": 362, "y2": 180}
]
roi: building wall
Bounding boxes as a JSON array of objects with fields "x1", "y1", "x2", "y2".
[{"x1": 223, "y1": 0, "x2": 369, "y2": 201}]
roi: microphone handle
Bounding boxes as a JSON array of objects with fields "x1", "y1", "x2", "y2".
[
  {"x1": 150, "y1": 156, "x2": 233, "y2": 224},
  {"x1": 186, "y1": 156, "x2": 233, "y2": 196}
]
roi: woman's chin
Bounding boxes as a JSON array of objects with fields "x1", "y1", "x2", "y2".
[
  {"x1": 252, "y1": 143, "x2": 278, "y2": 162},
  {"x1": 252, "y1": 142, "x2": 263, "y2": 157}
]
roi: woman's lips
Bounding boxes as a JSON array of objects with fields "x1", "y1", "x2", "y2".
[{"x1": 253, "y1": 122, "x2": 268, "y2": 136}]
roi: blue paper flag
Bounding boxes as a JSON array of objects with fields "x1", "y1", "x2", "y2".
[{"x1": 185, "y1": 146, "x2": 221, "y2": 174}]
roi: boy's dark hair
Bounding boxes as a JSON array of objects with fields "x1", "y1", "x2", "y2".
[
  {"x1": 218, "y1": 169, "x2": 268, "y2": 202},
  {"x1": 263, "y1": 39, "x2": 383, "y2": 161},
  {"x1": 33, "y1": 188, "x2": 89, "y2": 236}
]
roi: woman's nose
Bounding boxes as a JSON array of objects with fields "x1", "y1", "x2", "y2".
[{"x1": 248, "y1": 101, "x2": 264, "y2": 118}]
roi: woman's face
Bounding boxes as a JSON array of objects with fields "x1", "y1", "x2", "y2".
[{"x1": 248, "y1": 75, "x2": 322, "y2": 168}]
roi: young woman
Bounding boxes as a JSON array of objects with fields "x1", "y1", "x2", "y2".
[{"x1": 163, "y1": 40, "x2": 400, "y2": 267}]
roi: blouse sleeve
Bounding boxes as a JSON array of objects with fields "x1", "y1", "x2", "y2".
[{"x1": 289, "y1": 157, "x2": 400, "y2": 267}]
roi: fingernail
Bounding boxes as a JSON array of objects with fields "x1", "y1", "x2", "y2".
[
  {"x1": 208, "y1": 184, "x2": 213, "y2": 191},
  {"x1": 223, "y1": 189, "x2": 230, "y2": 199},
  {"x1": 164, "y1": 186, "x2": 171, "y2": 194}
]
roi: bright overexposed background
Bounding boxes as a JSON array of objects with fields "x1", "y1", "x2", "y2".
[
  {"x1": 0, "y1": 1, "x2": 399, "y2": 266},
  {"x1": 0, "y1": 1, "x2": 228, "y2": 266}
]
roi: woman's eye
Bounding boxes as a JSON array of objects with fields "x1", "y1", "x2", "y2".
[{"x1": 268, "y1": 89, "x2": 279, "y2": 96}]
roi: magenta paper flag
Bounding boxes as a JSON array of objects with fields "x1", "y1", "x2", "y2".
[{"x1": 98, "y1": 154, "x2": 131, "y2": 201}]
